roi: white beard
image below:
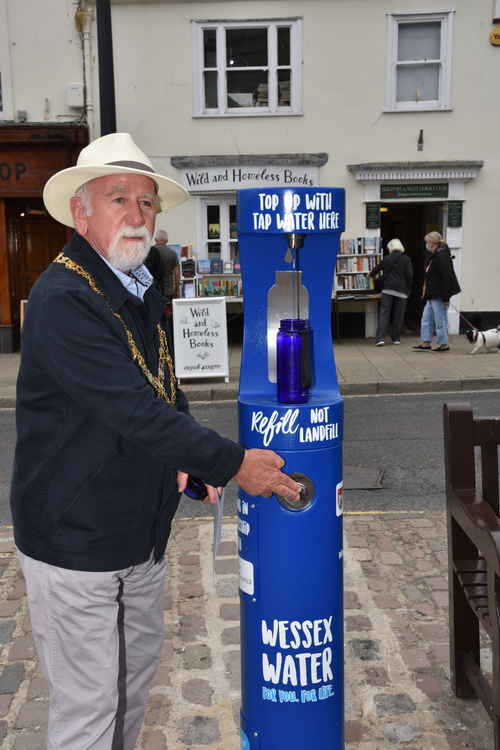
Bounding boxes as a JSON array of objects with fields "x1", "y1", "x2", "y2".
[{"x1": 107, "y1": 225, "x2": 152, "y2": 272}]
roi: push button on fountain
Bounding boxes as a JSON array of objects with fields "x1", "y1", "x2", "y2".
[{"x1": 277, "y1": 472, "x2": 314, "y2": 511}]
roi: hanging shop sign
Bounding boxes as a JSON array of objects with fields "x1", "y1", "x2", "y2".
[
  {"x1": 380, "y1": 183, "x2": 449, "y2": 200},
  {"x1": 182, "y1": 165, "x2": 320, "y2": 193},
  {"x1": 172, "y1": 297, "x2": 229, "y2": 381},
  {"x1": 447, "y1": 201, "x2": 463, "y2": 228},
  {"x1": 365, "y1": 202, "x2": 380, "y2": 229}
]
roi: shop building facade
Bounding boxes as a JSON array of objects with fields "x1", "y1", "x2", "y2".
[
  {"x1": 0, "y1": 0, "x2": 92, "y2": 351},
  {"x1": 2, "y1": 0, "x2": 499, "y2": 348},
  {"x1": 109, "y1": 0, "x2": 499, "y2": 336}
]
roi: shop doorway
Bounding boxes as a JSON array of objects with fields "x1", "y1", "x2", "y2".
[
  {"x1": 380, "y1": 202, "x2": 444, "y2": 333},
  {"x1": 6, "y1": 198, "x2": 68, "y2": 336}
]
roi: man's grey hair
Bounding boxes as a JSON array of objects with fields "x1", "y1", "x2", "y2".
[
  {"x1": 155, "y1": 229, "x2": 168, "y2": 243},
  {"x1": 74, "y1": 182, "x2": 93, "y2": 217}
]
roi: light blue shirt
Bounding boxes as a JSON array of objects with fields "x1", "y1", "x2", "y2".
[{"x1": 96, "y1": 250, "x2": 154, "y2": 301}]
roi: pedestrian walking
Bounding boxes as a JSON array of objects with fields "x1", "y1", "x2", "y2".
[
  {"x1": 145, "y1": 229, "x2": 180, "y2": 300},
  {"x1": 10, "y1": 132, "x2": 301, "y2": 750},
  {"x1": 369, "y1": 238, "x2": 413, "y2": 346},
  {"x1": 412, "y1": 231, "x2": 461, "y2": 352}
]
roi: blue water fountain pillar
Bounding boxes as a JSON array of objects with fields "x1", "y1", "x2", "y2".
[{"x1": 237, "y1": 187, "x2": 346, "y2": 750}]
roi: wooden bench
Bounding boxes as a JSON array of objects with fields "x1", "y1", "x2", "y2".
[{"x1": 444, "y1": 402, "x2": 500, "y2": 747}]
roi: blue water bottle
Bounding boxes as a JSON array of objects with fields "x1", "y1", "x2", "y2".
[
  {"x1": 276, "y1": 318, "x2": 311, "y2": 404},
  {"x1": 184, "y1": 476, "x2": 208, "y2": 500}
]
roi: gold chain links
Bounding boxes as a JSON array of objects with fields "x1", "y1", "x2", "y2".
[{"x1": 53, "y1": 253, "x2": 177, "y2": 404}]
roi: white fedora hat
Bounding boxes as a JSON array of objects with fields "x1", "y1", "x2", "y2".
[{"x1": 43, "y1": 132, "x2": 189, "y2": 228}]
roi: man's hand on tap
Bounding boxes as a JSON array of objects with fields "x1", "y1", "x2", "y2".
[{"x1": 233, "y1": 449, "x2": 302, "y2": 501}]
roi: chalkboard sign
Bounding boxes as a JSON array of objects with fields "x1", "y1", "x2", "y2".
[
  {"x1": 447, "y1": 201, "x2": 463, "y2": 228},
  {"x1": 366, "y1": 203, "x2": 380, "y2": 229},
  {"x1": 172, "y1": 297, "x2": 229, "y2": 382}
]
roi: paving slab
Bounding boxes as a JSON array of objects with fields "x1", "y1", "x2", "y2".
[{"x1": 0, "y1": 513, "x2": 495, "y2": 749}]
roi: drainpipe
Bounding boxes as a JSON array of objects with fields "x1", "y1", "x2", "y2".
[
  {"x1": 95, "y1": 0, "x2": 117, "y2": 135},
  {"x1": 75, "y1": 2, "x2": 96, "y2": 138}
]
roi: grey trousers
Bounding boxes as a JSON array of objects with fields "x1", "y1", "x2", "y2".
[
  {"x1": 17, "y1": 549, "x2": 166, "y2": 750},
  {"x1": 376, "y1": 293, "x2": 407, "y2": 342}
]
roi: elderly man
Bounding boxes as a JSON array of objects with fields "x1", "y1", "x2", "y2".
[
  {"x1": 145, "y1": 228, "x2": 180, "y2": 300},
  {"x1": 10, "y1": 133, "x2": 300, "y2": 750}
]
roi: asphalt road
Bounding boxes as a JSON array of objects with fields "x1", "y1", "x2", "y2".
[{"x1": 1, "y1": 389, "x2": 500, "y2": 526}]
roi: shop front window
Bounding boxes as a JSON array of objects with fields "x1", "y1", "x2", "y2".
[
  {"x1": 229, "y1": 205, "x2": 239, "y2": 265},
  {"x1": 385, "y1": 12, "x2": 454, "y2": 112},
  {"x1": 201, "y1": 198, "x2": 238, "y2": 264},
  {"x1": 194, "y1": 19, "x2": 301, "y2": 116}
]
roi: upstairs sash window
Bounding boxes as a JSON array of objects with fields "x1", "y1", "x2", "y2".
[{"x1": 193, "y1": 19, "x2": 302, "y2": 116}]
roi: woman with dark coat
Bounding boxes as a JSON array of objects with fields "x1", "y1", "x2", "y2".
[
  {"x1": 369, "y1": 238, "x2": 413, "y2": 346},
  {"x1": 413, "y1": 231, "x2": 461, "y2": 352}
]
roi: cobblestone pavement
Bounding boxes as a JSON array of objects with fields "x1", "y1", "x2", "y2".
[{"x1": 0, "y1": 513, "x2": 494, "y2": 749}]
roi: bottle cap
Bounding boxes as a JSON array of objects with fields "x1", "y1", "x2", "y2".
[{"x1": 279, "y1": 318, "x2": 308, "y2": 332}]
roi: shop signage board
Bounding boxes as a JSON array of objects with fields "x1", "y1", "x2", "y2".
[
  {"x1": 380, "y1": 183, "x2": 449, "y2": 199},
  {"x1": 172, "y1": 297, "x2": 229, "y2": 382},
  {"x1": 0, "y1": 148, "x2": 74, "y2": 196},
  {"x1": 447, "y1": 201, "x2": 463, "y2": 228},
  {"x1": 181, "y1": 165, "x2": 320, "y2": 193},
  {"x1": 365, "y1": 202, "x2": 380, "y2": 229}
]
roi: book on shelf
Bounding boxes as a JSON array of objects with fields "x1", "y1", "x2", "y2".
[
  {"x1": 198, "y1": 278, "x2": 224, "y2": 297},
  {"x1": 223, "y1": 260, "x2": 234, "y2": 273},
  {"x1": 210, "y1": 258, "x2": 224, "y2": 274},
  {"x1": 182, "y1": 280, "x2": 196, "y2": 299},
  {"x1": 197, "y1": 258, "x2": 211, "y2": 274},
  {"x1": 180, "y1": 258, "x2": 196, "y2": 278},
  {"x1": 336, "y1": 274, "x2": 375, "y2": 292},
  {"x1": 337, "y1": 256, "x2": 379, "y2": 274},
  {"x1": 364, "y1": 237, "x2": 380, "y2": 254},
  {"x1": 339, "y1": 236, "x2": 381, "y2": 255},
  {"x1": 198, "y1": 277, "x2": 243, "y2": 298},
  {"x1": 226, "y1": 278, "x2": 241, "y2": 297}
]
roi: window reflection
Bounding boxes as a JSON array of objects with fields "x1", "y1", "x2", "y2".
[
  {"x1": 204, "y1": 29, "x2": 217, "y2": 67},
  {"x1": 206, "y1": 205, "x2": 220, "y2": 239},
  {"x1": 229, "y1": 205, "x2": 237, "y2": 239},
  {"x1": 204, "y1": 71, "x2": 218, "y2": 108},
  {"x1": 227, "y1": 70, "x2": 268, "y2": 108},
  {"x1": 278, "y1": 27, "x2": 290, "y2": 66},
  {"x1": 226, "y1": 28, "x2": 267, "y2": 67}
]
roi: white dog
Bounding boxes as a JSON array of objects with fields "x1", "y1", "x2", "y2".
[{"x1": 466, "y1": 326, "x2": 500, "y2": 354}]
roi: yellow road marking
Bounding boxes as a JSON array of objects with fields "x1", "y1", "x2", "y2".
[{"x1": 177, "y1": 509, "x2": 427, "y2": 522}]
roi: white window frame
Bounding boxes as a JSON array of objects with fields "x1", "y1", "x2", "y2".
[
  {"x1": 192, "y1": 18, "x2": 302, "y2": 117},
  {"x1": 385, "y1": 11, "x2": 454, "y2": 112},
  {"x1": 0, "y1": 0, "x2": 13, "y2": 120},
  {"x1": 196, "y1": 195, "x2": 238, "y2": 262}
]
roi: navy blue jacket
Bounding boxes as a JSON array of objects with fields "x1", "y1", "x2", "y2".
[
  {"x1": 370, "y1": 251, "x2": 413, "y2": 297},
  {"x1": 10, "y1": 233, "x2": 244, "y2": 571}
]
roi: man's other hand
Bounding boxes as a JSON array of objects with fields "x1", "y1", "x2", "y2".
[
  {"x1": 177, "y1": 471, "x2": 220, "y2": 504},
  {"x1": 233, "y1": 449, "x2": 302, "y2": 501}
]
